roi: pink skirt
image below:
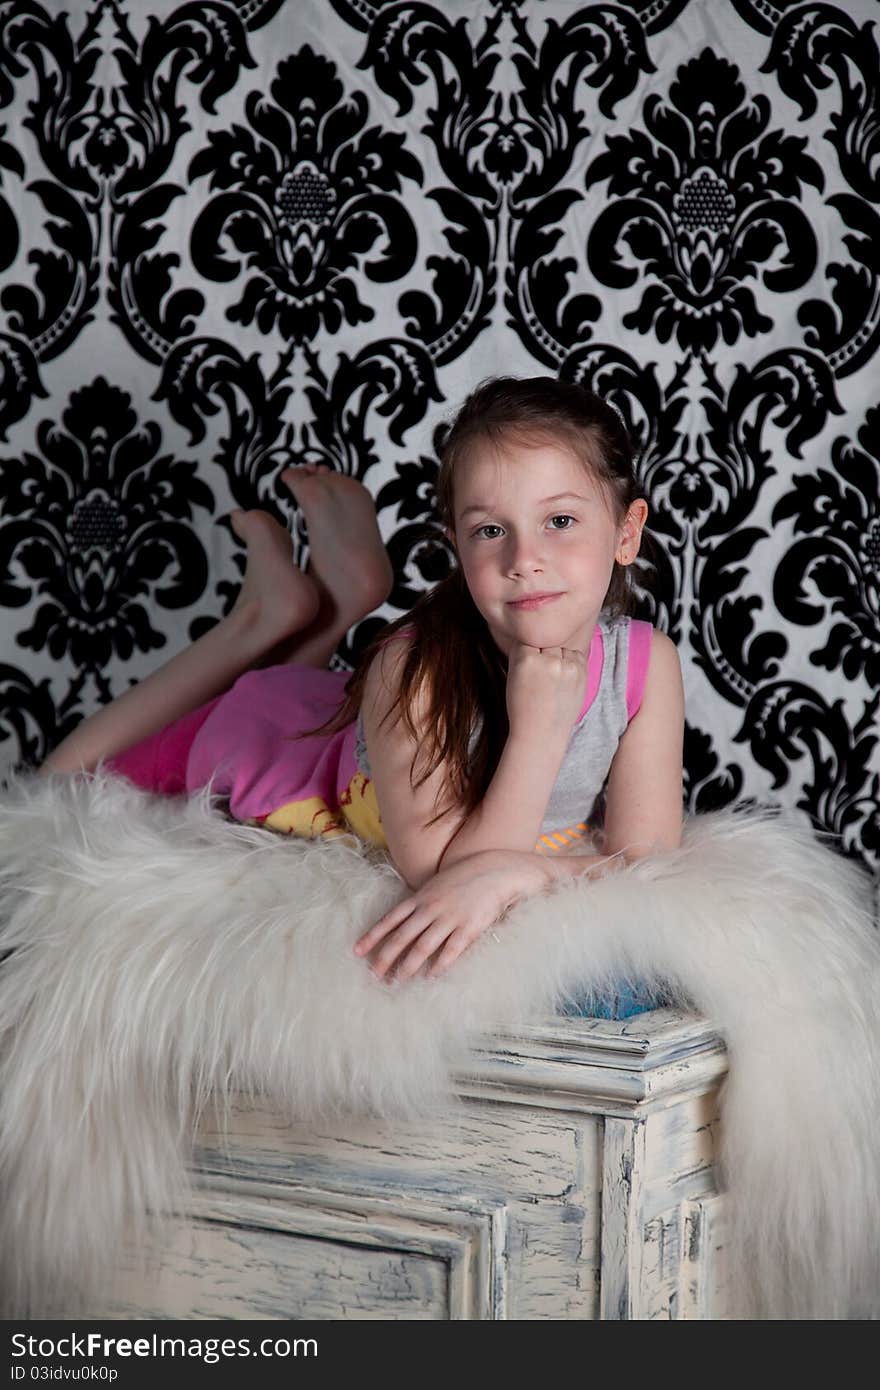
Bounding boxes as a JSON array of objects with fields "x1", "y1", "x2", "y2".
[{"x1": 107, "y1": 665, "x2": 360, "y2": 826}]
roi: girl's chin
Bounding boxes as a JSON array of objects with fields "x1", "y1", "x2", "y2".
[{"x1": 489, "y1": 616, "x2": 596, "y2": 653}]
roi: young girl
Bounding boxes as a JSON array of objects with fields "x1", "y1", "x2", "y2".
[{"x1": 43, "y1": 377, "x2": 684, "y2": 991}]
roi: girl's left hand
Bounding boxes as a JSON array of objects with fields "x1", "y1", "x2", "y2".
[{"x1": 353, "y1": 849, "x2": 550, "y2": 983}]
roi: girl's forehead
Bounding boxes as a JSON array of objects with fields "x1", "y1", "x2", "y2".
[{"x1": 455, "y1": 433, "x2": 597, "y2": 499}]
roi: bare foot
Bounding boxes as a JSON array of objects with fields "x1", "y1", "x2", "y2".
[
  {"x1": 230, "y1": 509, "x2": 321, "y2": 646},
  {"x1": 281, "y1": 466, "x2": 394, "y2": 636}
]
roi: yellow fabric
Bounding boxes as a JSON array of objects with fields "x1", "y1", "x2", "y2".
[
  {"x1": 262, "y1": 772, "x2": 388, "y2": 850},
  {"x1": 262, "y1": 795, "x2": 349, "y2": 840},
  {"x1": 261, "y1": 780, "x2": 588, "y2": 858},
  {"x1": 339, "y1": 771, "x2": 387, "y2": 847}
]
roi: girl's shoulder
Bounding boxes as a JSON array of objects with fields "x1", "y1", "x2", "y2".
[
  {"x1": 597, "y1": 616, "x2": 677, "y2": 722},
  {"x1": 598, "y1": 613, "x2": 670, "y2": 655},
  {"x1": 358, "y1": 623, "x2": 419, "y2": 725},
  {"x1": 362, "y1": 623, "x2": 417, "y2": 688},
  {"x1": 596, "y1": 612, "x2": 654, "y2": 670},
  {"x1": 377, "y1": 622, "x2": 418, "y2": 650}
]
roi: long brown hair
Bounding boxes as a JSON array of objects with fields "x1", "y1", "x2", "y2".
[{"x1": 296, "y1": 376, "x2": 644, "y2": 825}]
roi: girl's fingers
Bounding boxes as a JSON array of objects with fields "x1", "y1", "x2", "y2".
[
  {"x1": 369, "y1": 910, "x2": 438, "y2": 977},
  {"x1": 393, "y1": 920, "x2": 456, "y2": 982},
  {"x1": 353, "y1": 897, "x2": 417, "y2": 953},
  {"x1": 425, "y1": 928, "x2": 474, "y2": 978}
]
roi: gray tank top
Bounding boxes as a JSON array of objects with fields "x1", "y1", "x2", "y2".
[
  {"x1": 355, "y1": 617, "x2": 647, "y2": 850},
  {"x1": 537, "y1": 617, "x2": 639, "y2": 846}
]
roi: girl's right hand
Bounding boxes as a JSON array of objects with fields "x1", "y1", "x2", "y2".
[{"x1": 505, "y1": 641, "x2": 587, "y2": 741}]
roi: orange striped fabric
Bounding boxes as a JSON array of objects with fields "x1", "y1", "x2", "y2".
[{"x1": 535, "y1": 821, "x2": 590, "y2": 853}]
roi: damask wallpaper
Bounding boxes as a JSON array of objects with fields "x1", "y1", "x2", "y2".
[{"x1": 0, "y1": 0, "x2": 877, "y2": 871}]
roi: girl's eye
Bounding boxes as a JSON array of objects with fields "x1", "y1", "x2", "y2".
[
  {"x1": 549, "y1": 515, "x2": 576, "y2": 530},
  {"x1": 474, "y1": 524, "x2": 504, "y2": 539}
]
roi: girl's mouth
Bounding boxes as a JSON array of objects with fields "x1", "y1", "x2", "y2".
[{"x1": 507, "y1": 592, "x2": 564, "y2": 611}]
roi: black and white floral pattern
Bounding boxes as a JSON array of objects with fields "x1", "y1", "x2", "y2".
[{"x1": 0, "y1": 0, "x2": 877, "y2": 871}]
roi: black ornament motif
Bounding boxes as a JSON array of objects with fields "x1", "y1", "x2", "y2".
[
  {"x1": 774, "y1": 407, "x2": 880, "y2": 687},
  {"x1": 0, "y1": 378, "x2": 213, "y2": 677},
  {"x1": 586, "y1": 49, "x2": 822, "y2": 351},
  {"x1": 0, "y1": 662, "x2": 59, "y2": 770},
  {"x1": 683, "y1": 721, "x2": 744, "y2": 815},
  {"x1": 189, "y1": 48, "x2": 422, "y2": 343}
]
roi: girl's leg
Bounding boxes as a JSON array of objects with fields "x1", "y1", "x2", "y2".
[
  {"x1": 42, "y1": 466, "x2": 394, "y2": 774},
  {"x1": 275, "y1": 464, "x2": 394, "y2": 670},
  {"x1": 42, "y1": 510, "x2": 322, "y2": 774}
]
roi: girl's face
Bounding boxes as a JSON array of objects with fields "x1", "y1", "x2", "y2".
[{"x1": 448, "y1": 434, "x2": 647, "y2": 658}]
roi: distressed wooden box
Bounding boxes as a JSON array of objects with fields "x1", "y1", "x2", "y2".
[{"x1": 101, "y1": 1007, "x2": 733, "y2": 1319}]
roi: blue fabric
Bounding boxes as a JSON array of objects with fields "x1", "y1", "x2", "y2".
[{"x1": 560, "y1": 980, "x2": 668, "y2": 1020}]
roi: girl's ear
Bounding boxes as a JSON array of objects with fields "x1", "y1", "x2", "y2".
[
  {"x1": 615, "y1": 498, "x2": 648, "y2": 566},
  {"x1": 444, "y1": 525, "x2": 457, "y2": 552}
]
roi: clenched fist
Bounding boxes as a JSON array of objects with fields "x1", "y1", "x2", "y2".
[{"x1": 505, "y1": 642, "x2": 587, "y2": 742}]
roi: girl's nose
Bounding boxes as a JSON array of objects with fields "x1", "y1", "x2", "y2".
[{"x1": 505, "y1": 533, "x2": 544, "y2": 577}]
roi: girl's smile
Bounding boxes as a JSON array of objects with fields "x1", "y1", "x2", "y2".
[{"x1": 506, "y1": 591, "x2": 565, "y2": 610}]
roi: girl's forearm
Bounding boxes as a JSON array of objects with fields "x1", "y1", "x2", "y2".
[
  {"x1": 531, "y1": 849, "x2": 625, "y2": 883},
  {"x1": 438, "y1": 731, "x2": 570, "y2": 869}
]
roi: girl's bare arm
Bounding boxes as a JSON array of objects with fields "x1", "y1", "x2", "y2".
[
  {"x1": 362, "y1": 629, "x2": 683, "y2": 891},
  {"x1": 361, "y1": 640, "x2": 570, "y2": 889},
  {"x1": 600, "y1": 629, "x2": 684, "y2": 856},
  {"x1": 356, "y1": 630, "x2": 684, "y2": 980}
]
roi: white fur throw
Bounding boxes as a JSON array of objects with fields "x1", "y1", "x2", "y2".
[{"x1": 0, "y1": 771, "x2": 878, "y2": 1319}]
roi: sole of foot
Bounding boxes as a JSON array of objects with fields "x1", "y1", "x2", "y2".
[
  {"x1": 229, "y1": 508, "x2": 321, "y2": 645},
  {"x1": 280, "y1": 466, "x2": 394, "y2": 626}
]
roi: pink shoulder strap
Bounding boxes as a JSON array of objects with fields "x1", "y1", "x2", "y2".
[{"x1": 625, "y1": 619, "x2": 654, "y2": 720}]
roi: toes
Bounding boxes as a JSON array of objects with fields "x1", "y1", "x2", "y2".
[
  {"x1": 280, "y1": 464, "x2": 338, "y2": 502},
  {"x1": 279, "y1": 469, "x2": 309, "y2": 505},
  {"x1": 280, "y1": 464, "x2": 314, "y2": 484}
]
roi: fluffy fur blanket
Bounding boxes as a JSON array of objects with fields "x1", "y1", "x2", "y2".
[{"x1": 0, "y1": 771, "x2": 878, "y2": 1319}]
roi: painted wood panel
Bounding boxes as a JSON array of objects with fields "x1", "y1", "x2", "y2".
[
  {"x1": 95, "y1": 1009, "x2": 732, "y2": 1319},
  {"x1": 100, "y1": 1183, "x2": 508, "y2": 1320},
  {"x1": 197, "y1": 1098, "x2": 592, "y2": 1202}
]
